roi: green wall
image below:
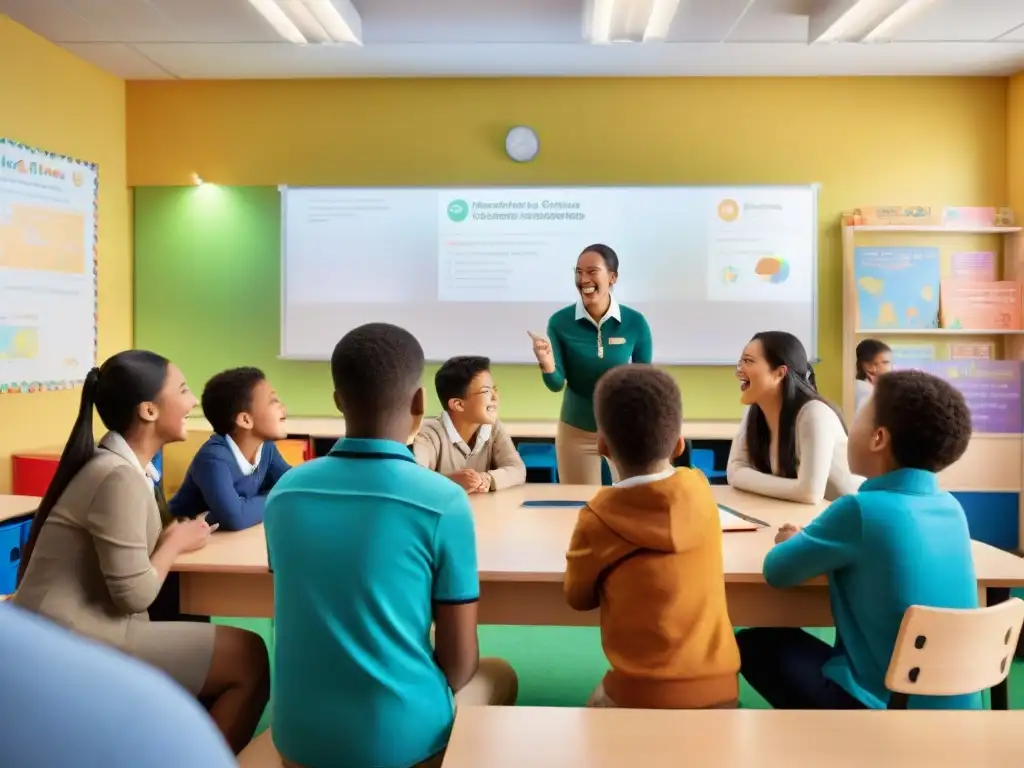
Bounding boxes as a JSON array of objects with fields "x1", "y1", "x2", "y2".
[{"x1": 134, "y1": 186, "x2": 750, "y2": 420}]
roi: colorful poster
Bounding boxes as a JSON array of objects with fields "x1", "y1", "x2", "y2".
[
  {"x1": 0, "y1": 138, "x2": 97, "y2": 393},
  {"x1": 948, "y1": 252, "x2": 996, "y2": 282},
  {"x1": 939, "y1": 281, "x2": 1022, "y2": 330},
  {"x1": 854, "y1": 247, "x2": 940, "y2": 329},
  {"x1": 914, "y1": 360, "x2": 1021, "y2": 434}
]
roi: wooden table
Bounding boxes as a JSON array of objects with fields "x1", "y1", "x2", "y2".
[
  {"x1": 0, "y1": 495, "x2": 39, "y2": 524},
  {"x1": 173, "y1": 484, "x2": 1024, "y2": 628},
  {"x1": 441, "y1": 707, "x2": 1022, "y2": 768},
  {"x1": 185, "y1": 415, "x2": 741, "y2": 442}
]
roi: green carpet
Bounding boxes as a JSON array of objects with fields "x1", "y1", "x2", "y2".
[{"x1": 215, "y1": 619, "x2": 1020, "y2": 731}]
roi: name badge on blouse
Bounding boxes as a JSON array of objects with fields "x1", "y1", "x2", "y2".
[{"x1": 608, "y1": 337, "x2": 626, "y2": 345}]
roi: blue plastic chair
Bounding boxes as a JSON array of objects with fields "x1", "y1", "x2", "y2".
[
  {"x1": 152, "y1": 450, "x2": 164, "y2": 489},
  {"x1": 691, "y1": 448, "x2": 727, "y2": 481},
  {"x1": 518, "y1": 442, "x2": 559, "y2": 484}
]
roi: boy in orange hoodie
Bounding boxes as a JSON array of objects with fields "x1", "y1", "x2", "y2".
[{"x1": 565, "y1": 364, "x2": 740, "y2": 709}]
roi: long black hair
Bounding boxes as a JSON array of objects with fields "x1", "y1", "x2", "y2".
[
  {"x1": 18, "y1": 350, "x2": 170, "y2": 583},
  {"x1": 743, "y1": 331, "x2": 845, "y2": 479},
  {"x1": 855, "y1": 338, "x2": 891, "y2": 381}
]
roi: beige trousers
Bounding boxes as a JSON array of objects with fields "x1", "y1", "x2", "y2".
[
  {"x1": 587, "y1": 682, "x2": 738, "y2": 710},
  {"x1": 555, "y1": 421, "x2": 619, "y2": 486},
  {"x1": 282, "y1": 658, "x2": 518, "y2": 768}
]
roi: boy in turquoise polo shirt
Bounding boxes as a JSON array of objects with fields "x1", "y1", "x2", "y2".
[
  {"x1": 737, "y1": 369, "x2": 979, "y2": 709},
  {"x1": 264, "y1": 323, "x2": 517, "y2": 768}
]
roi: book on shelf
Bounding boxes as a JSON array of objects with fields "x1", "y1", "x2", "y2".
[
  {"x1": 950, "y1": 342, "x2": 995, "y2": 360},
  {"x1": 943, "y1": 206, "x2": 1014, "y2": 228},
  {"x1": 850, "y1": 206, "x2": 940, "y2": 227},
  {"x1": 890, "y1": 342, "x2": 938, "y2": 366},
  {"x1": 889, "y1": 342, "x2": 995, "y2": 363},
  {"x1": 939, "y1": 281, "x2": 1022, "y2": 331},
  {"x1": 854, "y1": 247, "x2": 940, "y2": 329},
  {"x1": 947, "y1": 251, "x2": 996, "y2": 282}
]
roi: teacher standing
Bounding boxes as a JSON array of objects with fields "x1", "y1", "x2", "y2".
[{"x1": 530, "y1": 244, "x2": 653, "y2": 484}]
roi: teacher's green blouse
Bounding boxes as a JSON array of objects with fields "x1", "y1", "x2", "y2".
[{"x1": 542, "y1": 297, "x2": 653, "y2": 433}]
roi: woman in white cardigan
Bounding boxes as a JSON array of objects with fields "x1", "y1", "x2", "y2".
[{"x1": 727, "y1": 331, "x2": 863, "y2": 504}]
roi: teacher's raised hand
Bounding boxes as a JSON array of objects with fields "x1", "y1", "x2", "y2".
[{"x1": 528, "y1": 331, "x2": 555, "y2": 374}]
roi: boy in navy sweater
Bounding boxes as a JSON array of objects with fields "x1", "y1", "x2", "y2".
[
  {"x1": 169, "y1": 367, "x2": 291, "y2": 531},
  {"x1": 737, "y1": 369, "x2": 978, "y2": 709}
]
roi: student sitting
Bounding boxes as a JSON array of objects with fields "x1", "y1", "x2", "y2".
[
  {"x1": 2, "y1": 604, "x2": 236, "y2": 767},
  {"x1": 853, "y1": 338, "x2": 892, "y2": 413},
  {"x1": 265, "y1": 323, "x2": 518, "y2": 768},
  {"x1": 413, "y1": 355, "x2": 526, "y2": 493},
  {"x1": 737, "y1": 370, "x2": 979, "y2": 710},
  {"x1": 564, "y1": 364, "x2": 740, "y2": 709},
  {"x1": 728, "y1": 330, "x2": 863, "y2": 503},
  {"x1": 169, "y1": 367, "x2": 291, "y2": 530},
  {"x1": 14, "y1": 351, "x2": 270, "y2": 753}
]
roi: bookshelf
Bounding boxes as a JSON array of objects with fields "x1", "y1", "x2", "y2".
[
  {"x1": 842, "y1": 222, "x2": 1024, "y2": 552},
  {"x1": 841, "y1": 224, "x2": 1023, "y2": 419}
]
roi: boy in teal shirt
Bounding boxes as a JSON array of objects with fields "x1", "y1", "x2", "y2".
[
  {"x1": 737, "y1": 369, "x2": 980, "y2": 709},
  {"x1": 265, "y1": 323, "x2": 517, "y2": 768}
]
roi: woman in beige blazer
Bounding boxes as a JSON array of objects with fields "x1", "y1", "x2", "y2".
[{"x1": 14, "y1": 350, "x2": 270, "y2": 754}]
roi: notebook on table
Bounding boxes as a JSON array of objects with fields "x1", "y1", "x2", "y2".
[{"x1": 717, "y1": 505, "x2": 767, "y2": 532}]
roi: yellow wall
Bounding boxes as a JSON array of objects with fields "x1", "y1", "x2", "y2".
[
  {"x1": 0, "y1": 17, "x2": 130, "y2": 493},
  {"x1": 1009, "y1": 74, "x2": 1024, "y2": 216},
  {"x1": 126, "y1": 77, "x2": 1007, "y2": 416}
]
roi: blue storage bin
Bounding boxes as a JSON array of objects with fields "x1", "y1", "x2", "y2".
[
  {"x1": 0, "y1": 521, "x2": 23, "y2": 595},
  {"x1": 691, "y1": 448, "x2": 727, "y2": 480},
  {"x1": 19, "y1": 517, "x2": 33, "y2": 549},
  {"x1": 518, "y1": 442, "x2": 558, "y2": 484},
  {"x1": 152, "y1": 450, "x2": 163, "y2": 487}
]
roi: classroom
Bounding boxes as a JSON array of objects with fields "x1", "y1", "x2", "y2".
[{"x1": 3, "y1": 1, "x2": 1024, "y2": 766}]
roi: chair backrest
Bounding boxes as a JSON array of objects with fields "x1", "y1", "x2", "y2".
[{"x1": 885, "y1": 599, "x2": 1024, "y2": 698}]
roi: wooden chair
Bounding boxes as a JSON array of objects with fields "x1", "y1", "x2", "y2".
[
  {"x1": 238, "y1": 730, "x2": 285, "y2": 767},
  {"x1": 885, "y1": 599, "x2": 1024, "y2": 709}
]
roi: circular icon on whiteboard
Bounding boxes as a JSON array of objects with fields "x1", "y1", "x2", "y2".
[
  {"x1": 447, "y1": 199, "x2": 469, "y2": 222},
  {"x1": 717, "y1": 199, "x2": 740, "y2": 222}
]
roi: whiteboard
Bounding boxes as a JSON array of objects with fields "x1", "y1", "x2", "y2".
[
  {"x1": 280, "y1": 184, "x2": 818, "y2": 364},
  {"x1": 0, "y1": 138, "x2": 97, "y2": 394}
]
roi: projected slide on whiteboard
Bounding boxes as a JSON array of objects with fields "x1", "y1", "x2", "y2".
[{"x1": 280, "y1": 185, "x2": 817, "y2": 364}]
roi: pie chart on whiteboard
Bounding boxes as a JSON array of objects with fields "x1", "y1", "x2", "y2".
[{"x1": 755, "y1": 256, "x2": 790, "y2": 284}]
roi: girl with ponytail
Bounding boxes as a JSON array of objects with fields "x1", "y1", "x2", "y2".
[
  {"x1": 14, "y1": 351, "x2": 270, "y2": 754},
  {"x1": 726, "y1": 331, "x2": 863, "y2": 503}
]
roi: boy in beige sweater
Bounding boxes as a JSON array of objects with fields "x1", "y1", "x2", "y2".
[{"x1": 413, "y1": 356, "x2": 526, "y2": 493}]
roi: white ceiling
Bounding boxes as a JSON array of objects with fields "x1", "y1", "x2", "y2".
[{"x1": 3, "y1": 0, "x2": 1024, "y2": 79}]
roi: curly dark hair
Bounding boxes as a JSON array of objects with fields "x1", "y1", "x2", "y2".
[
  {"x1": 202, "y1": 367, "x2": 266, "y2": 436},
  {"x1": 595, "y1": 364, "x2": 681, "y2": 469},
  {"x1": 331, "y1": 323, "x2": 424, "y2": 417},
  {"x1": 872, "y1": 369, "x2": 972, "y2": 472}
]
